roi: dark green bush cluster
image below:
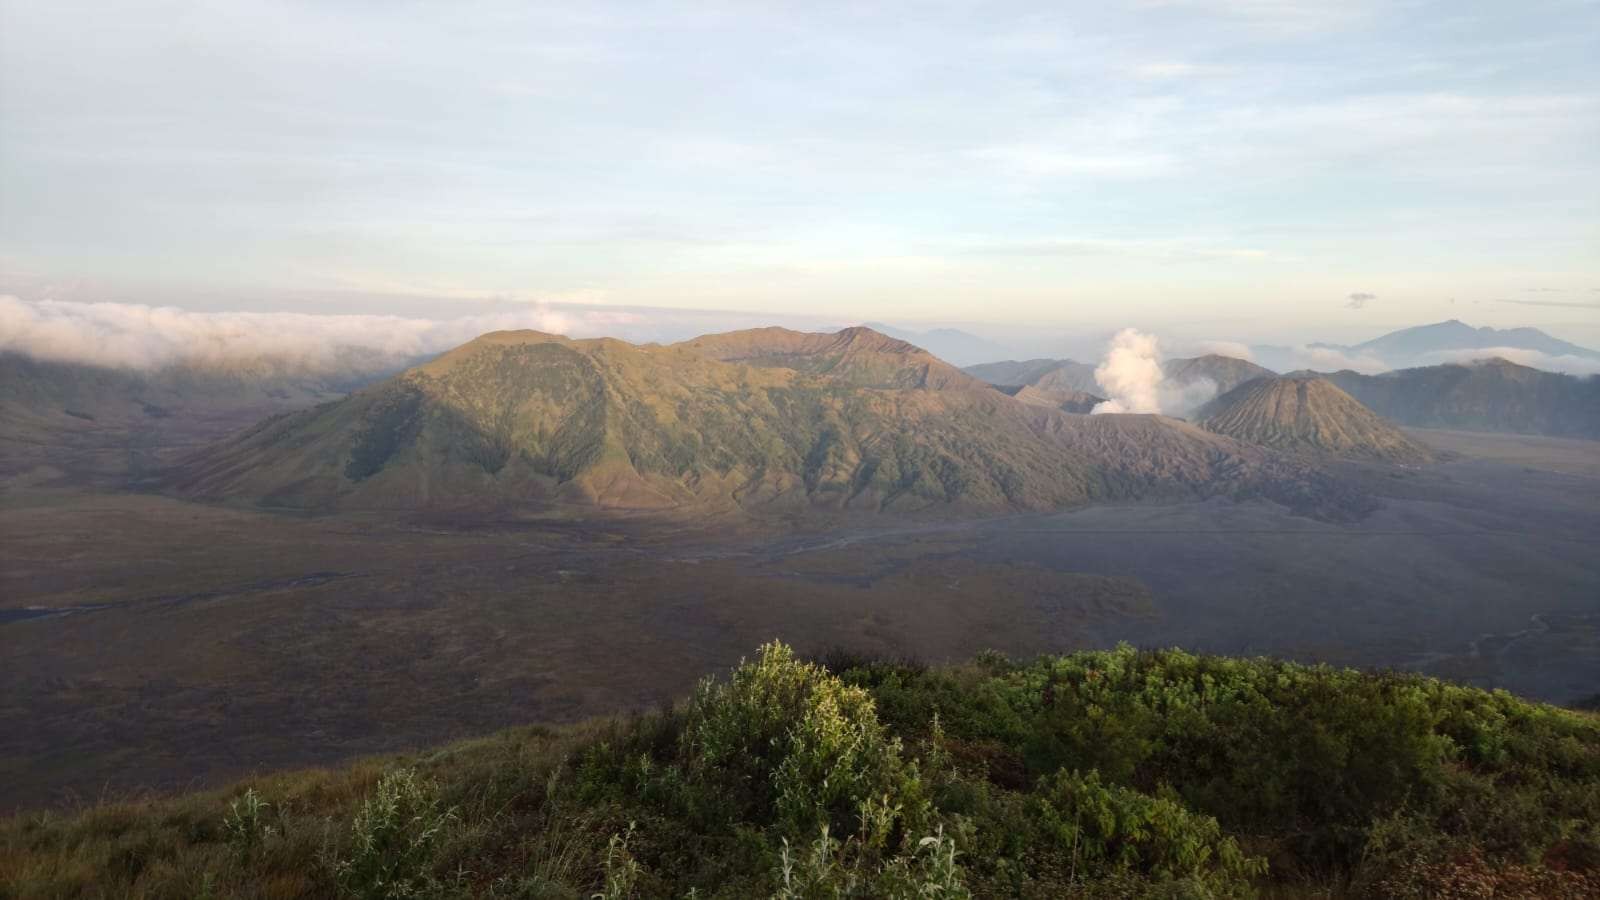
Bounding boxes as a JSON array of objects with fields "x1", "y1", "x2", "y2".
[
  {"x1": 3, "y1": 642, "x2": 1597, "y2": 898},
  {"x1": 846, "y1": 643, "x2": 1600, "y2": 891}
]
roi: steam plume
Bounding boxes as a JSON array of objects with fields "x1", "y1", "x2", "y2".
[{"x1": 1090, "y1": 328, "x2": 1219, "y2": 416}]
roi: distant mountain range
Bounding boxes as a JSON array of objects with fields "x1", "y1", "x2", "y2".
[
  {"x1": 168, "y1": 327, "x2": 1358, "y2": 519},
  {"x1": 1311, "y1": 320, "x2": 1599, "y2": 366},
  {"x1": 1319, "y1": 358, "x2": 1600, "y2": 440},
  {"x1": 859, "y1": 322, "x2": 1007, "y2": 367},
  {"x1": 1231, "y1": 320, "x2": 1600, "y2": 374}
]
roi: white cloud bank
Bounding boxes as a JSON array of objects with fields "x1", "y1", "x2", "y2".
[
  {"x1": 1418, "y1": 347, "x2": 1600, "y2": 377},
  {"x1": 0, "y1": 296, "x2": 638, "y2": 375}
]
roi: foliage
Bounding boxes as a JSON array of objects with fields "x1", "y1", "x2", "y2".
[
  {"x1": 3, "y1": 642, "x2": 1597, "y2": 898},
  {"x1": 221, "y1": 788, "x2": 274, "y2": 851},
  {"x1": 334, "y1": 768, "x2": 457, "y2": 899}
]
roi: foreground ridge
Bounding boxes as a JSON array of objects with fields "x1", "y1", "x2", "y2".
[{"x1": 5, "y1": 643, "x2": 1596, "y2": 898}]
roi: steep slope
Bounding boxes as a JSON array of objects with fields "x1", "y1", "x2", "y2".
[
  {"x1": 1322, "y1": 358, "x2": 1600, "y2": 439},
  {"x1": 963, "y1": 357, "x2": 1098, "y2": 392},
  {"x1": 1163, "y1": 354, "x2": 1275, "y2": 395},
  {"x1": 1199, "y1": 375, "x2": 1434, "y2": 463},
  {"x1": 673, "y1": 326, "x2": 984, "y2": 390},
  {"x1": 173, "y1": 330, "x2": 1359, "y2": 518}
]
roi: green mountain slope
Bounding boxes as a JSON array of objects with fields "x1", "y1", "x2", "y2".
[
  {"x1": 1322, "y1": 358, "x2": 1600, "y2": 439},
  {"x1": 673, "y1": 325, "x2": 984, "y2": 390},
  {"x1": 1199, "y1": 375, "x2": 1434, "y2": 463},
  {"x1": 6, "y1": 643, "x2": 1596, "y2": 898},
  {"x1": 172, "y1": 329, "x2": 1360, "y2": 518}
]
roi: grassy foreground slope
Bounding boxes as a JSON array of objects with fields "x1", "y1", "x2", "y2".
[{"x1": 5, "y1": 644, "x2": 1597, "y2": 899}]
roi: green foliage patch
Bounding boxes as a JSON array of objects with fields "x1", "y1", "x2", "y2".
[{"x1": 3, "y1": 643, "x2": 1597, "y2": 898}]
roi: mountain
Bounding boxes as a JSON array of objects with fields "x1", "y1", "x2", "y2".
[
  {"x1": 963, "y1": 358, "x2": 1099, "y2": 394},
  {"x1": 1162, "y1": 355, "x2": 1276, "y2": 395},
  {"x1": 1321, "y1": 358, "x2": 1600, "y2": 439},
  {"x1": 1011, "y1": 384, "x2": 1104, "y2": 414},
  {"x1": 859, "y1": 322, "x2": 1006, "y2": 367},
  {"x1": 0, "y1": 352, "x2": 377, "y2": 487},
  {"x1": 11, "y1": 642, "x2": 1597, "y2": 897},
  {"x1": 171, "y1": 328, "x2": 1361, "y2": 518},
  {"x1": 1198, "y1": 375, "x2": 1435, "y2": 463},
  {"x1": 1312, "y1": 320, "x2": 1599, "y2": 369},
  {"x1": 672, "y1": 325, "x2": 982, "y2": 390}
]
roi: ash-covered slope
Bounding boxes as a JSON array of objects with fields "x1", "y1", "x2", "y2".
[
  {"x1": 172, "y1": 330, "x2": 1364, "y2": 518},
  {"x1": 1199, "y1": 375, "x2": 1434, "y2": 463}
]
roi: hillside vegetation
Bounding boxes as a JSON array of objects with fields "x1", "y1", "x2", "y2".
[
  {"x1": 171, "y1": 329, "x2": 1359, "y2": 519},
  {"x1": 5, "y1": 643, "x2": 1596, "y2": 899}
]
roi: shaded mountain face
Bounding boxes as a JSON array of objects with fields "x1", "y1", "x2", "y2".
[
  {"x1": 0, "y1": 352, "x2": 379, "y2": 487},
  {"x1": 963, "y1": 358, "x2": 1099, "y2": 394},
  {"x1": 672, "y1": 326, "x2": 984, "y2": 390},
  {"x1": 1321, "y1": 358, "x2": 1600, "y2": 439},
  {"x1": 1199, "y1": 376, "x2": 1434, "y2": 463},
  {"x1": 1162, "y1": 355, "x2": 1276, "y2": 395},
  {"x1": 171, "y1": 329, "x2": 1364, "y2": 520},
  {"x1": 1312, "y1": 320, "x2": 1599, "y2": 368}
]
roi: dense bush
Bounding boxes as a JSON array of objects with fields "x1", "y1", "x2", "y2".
[{"x1": 3, "y1": 642, "x2": 1596, "y2": 898}]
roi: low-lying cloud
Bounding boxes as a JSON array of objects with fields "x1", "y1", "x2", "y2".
[
  {"x1": 1090, "y1": 328, "x2": 1218, "y2": 416},
  {"x1": 0, "y1": 296, "x2": 638, "y2": 375},
  {"x1": 1419, "y1": 346, "x2": 1600, "y2": 377}
]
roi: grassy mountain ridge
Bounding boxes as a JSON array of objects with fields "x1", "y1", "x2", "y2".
[
  {"x1": 5, "y1": 642, "x2": 1596, "y2": 898},
  {"x1": 1199, "y1": 376, "x2": 1435, "y2": 463},
  {"x1": 673, "y1": 326, "x2": 985, "y2": 391},
  {"x1": 171, "y1": 328, "x2": 1364, "y2": 519}
]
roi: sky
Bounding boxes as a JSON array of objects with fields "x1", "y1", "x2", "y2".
[{"x1": 1, "y1": 0, "x2": 1598, "y2": 348}]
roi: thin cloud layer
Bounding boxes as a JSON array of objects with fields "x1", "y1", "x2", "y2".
[
  {"x1": 0, "y1": 296, "x2": 625, "y2": 374},
  {"x1": 1419, "y1": 347, "x2": 1600, "y2": 377}
]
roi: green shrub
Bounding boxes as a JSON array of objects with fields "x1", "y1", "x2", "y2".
[
  {"x1": 1030, "y1": 769, "x2": 1265, "y2": 894},
  {"x1": 335, "y1": 768, "x2": 458, "y2": 899},
  {"x1": 221, "y1": 787, "x2": 274, "y2": 851},
  {"x1": 682, "y1": 641, "x2": 927, "y2": 844}
]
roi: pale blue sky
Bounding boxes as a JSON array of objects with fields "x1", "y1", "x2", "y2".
[{"x1": 1, "y1": 0, "x2": 1597, "y2": 345}]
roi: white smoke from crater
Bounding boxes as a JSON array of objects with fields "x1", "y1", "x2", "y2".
[
  {"x1": 1090, "y1": 328, "x2": 1219, "y2": 416},
  {"x1": 1091, "y1": 329, "x2": 1166, "y2": 414}
]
